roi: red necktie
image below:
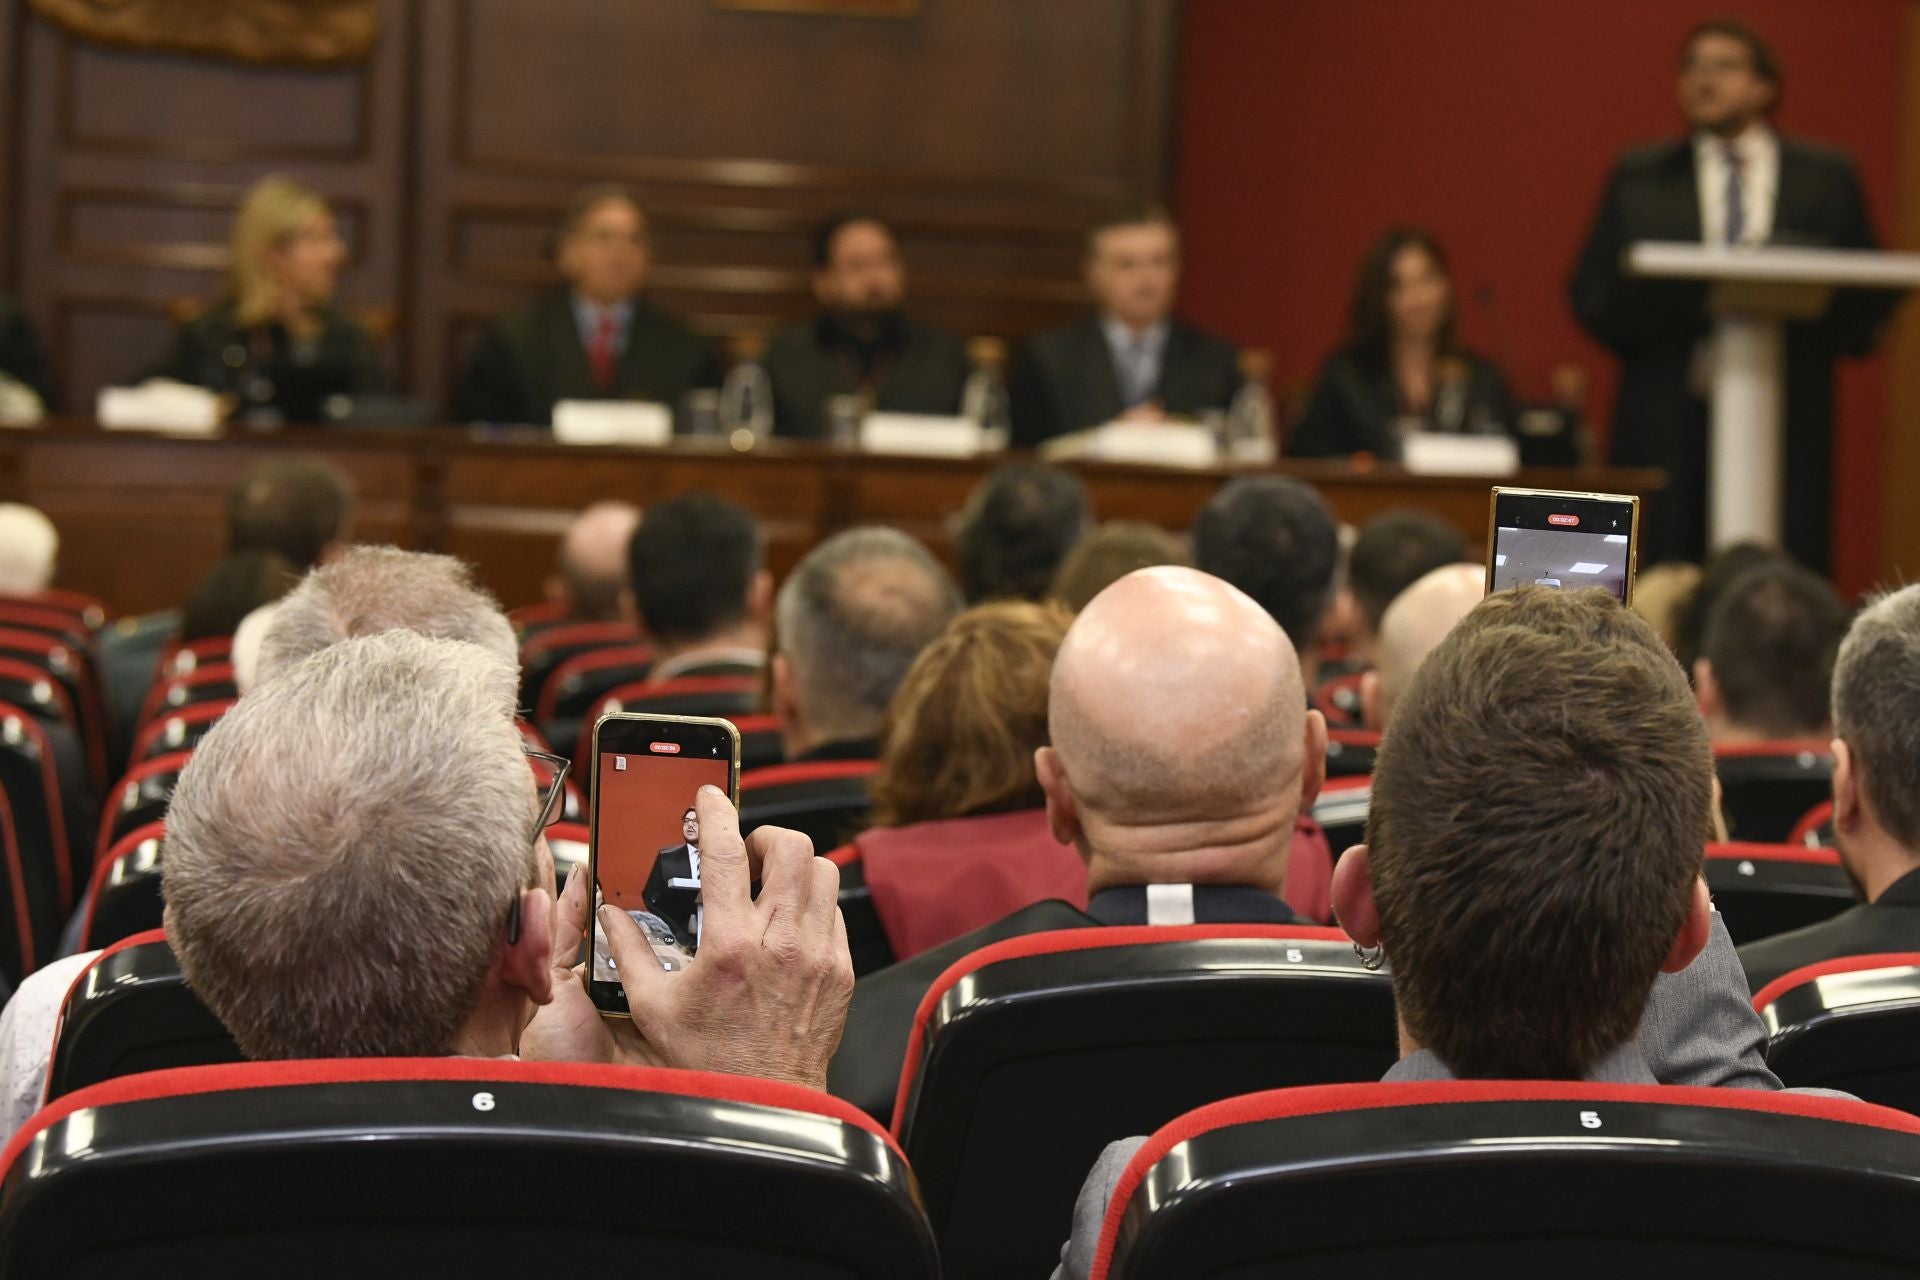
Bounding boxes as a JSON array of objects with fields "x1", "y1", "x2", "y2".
[{"x1": 589, "y1": 312, "x2": 617, "y2": 393}]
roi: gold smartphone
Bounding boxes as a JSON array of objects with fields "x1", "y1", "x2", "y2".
[
  {"x1": 586, "y1": 712, "x2": 741, "y2": 1015},
  {"x1": 1486, "y1": 487, "x2": 1642, "y2": 605}
]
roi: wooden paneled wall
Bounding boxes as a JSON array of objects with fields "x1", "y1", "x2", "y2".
[{"x1": 0, "y1": 0, "x2": 1179, "y2": 415}]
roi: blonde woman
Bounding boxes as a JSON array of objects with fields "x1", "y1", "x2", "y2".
[{"x1": 152, "y1": 176, "x2": 383, "y2": 424}]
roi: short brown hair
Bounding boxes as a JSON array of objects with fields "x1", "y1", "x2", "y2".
[
  {"x1": 1367, "y1": 588, "x2": 1711, "y2": 1079},
  {"x1": 1051, "y1": 521, "x2": 1188, "y2": 613},
  {"x1": 1083, "y1": 201, "x2": 1177, "y2": 258},
  {"x1": 1683, "y1": 18, "x2": 1782, "y2": 88},
  {"x1": 1703, "y1": 562, "x2": 1846, "y2": 738},
  {"x1": 869, "y1": 600, "x2": 1069, "y2": 828}
]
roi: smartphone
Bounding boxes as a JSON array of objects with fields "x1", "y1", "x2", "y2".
[
  {"x1": 1486, "y1": 487, "x2": 1641, "y2": 605},
  {"x1": 587, "y1": 712, "x2": 741, "y2": 1016}
]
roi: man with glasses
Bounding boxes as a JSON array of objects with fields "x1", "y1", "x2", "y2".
[
  {"x1": 1569, "y1": 18, "x2": 1894, "y2": 572},
  {"x1": 456, "y1": 184, "x2": 721, "y2": 427}
]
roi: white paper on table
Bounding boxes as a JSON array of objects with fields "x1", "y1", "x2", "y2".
[
  {"x1": 551, "y1": 400, "x2": 672, "y2": 446},
  {"x1": 859, "y1": 413, "x2": 989, "y2": 457},
  {"x1": 1077, "y1": 421, "x2": 1218, "y2": 468},
  {"x1": 1401, "y1": 431, "x2": 1519, "y2": 477},
  {"x1": 97, "y1": 380, "x2": 223, "y2": 435}
]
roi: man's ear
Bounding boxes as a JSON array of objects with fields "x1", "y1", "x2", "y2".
[
  {"x1": 748, "y1": 569, "x2": 775, "y2": 627},
  {"x1": 501, "y1": 888, "x2": 555, "y2": 1005},
  {"x1": 1299, "y1": 708, "x2": 1328, "y2": 813},
  {"x1": 1660, "y1": 876, "x2": 1713, "y2": 974},
  {"x1": 1693, "y1": 658, "x2": 1721, "y2": 719},
  {"x1": 1832, "y1": 738, "x2": 1863, "y2": 836},
  {"x1": 1331, "y1": 844, "x2": 1379, "y2": 947},
  {"x1": 1359, "y1": 671, "x2": 1383, "y2": 733},
  {"x1": 771, "y1": 652, "x2": 800, "y2": 724},
  {"x1": 1035, "y1": 745, "x2": 1084, "y2": 854}
]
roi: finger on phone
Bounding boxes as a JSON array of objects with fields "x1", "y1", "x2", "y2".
[
  {"x1": 693, "y1": 785, "x2": 750, "y2": 924},
  {"x1": 752, "y1": 826, "x2": 817, "y2": 925},
  {"x1": 797, "y1": 852, "x2": 840, "y2": 940},
  {"x1": 550, "y1": 865, "x2": 588, "y2": 966},
  {"x1": 598, "y1": 904, "x2": 667, "y2": 1006}
]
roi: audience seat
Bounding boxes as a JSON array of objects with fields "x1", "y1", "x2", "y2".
[
  {"x1": 80, "y1": 821, "x2": 164, "y2": 951},
  {"x1": 135, "y1": 663, "x2": 238, "y2": 731},
  {"x1": 1311, "y1": 672, "x2": 1365, "y2": 729},
  {"x1": 0, "y1": 589, "x2": 106, "y2": 633},
  {"x1": 156, "y1": 635, "x2": 233, "y2": 682},
  {"x1": 0, "y1": 1059, "x2": 939, "y2": 1277},
  {"x1": 1088, "y1": 1080, "x2": 1920, "y2": 1278},
  {"x1": 45, "y1": 928, "x2": 239, "y2": 1104},
  {"x1": 576, "y1": 676, "x2": 763, "y2": 766},
  {"x1": 1790, "y1": 798, "x2": 1836, "y2": 850},
  {"x1": 0, "y1": 653, "x2": 96, "y2": 814},
  {"x1": 892, "y1": 924, "x2": 1396, "y2": 1280},
  {"x1": 824, "y1": 845, "x2": 895, "y2": 977},
  {"x1": 0, "y1": 600, "x2": 93, "y2": 652},
  {"x1": 1311, "y1": 774, "x2": 1371, "y2": 859},
  {"x1": 1324, "y1": 726, "x2": 1378, "y2": 779},
  {"x1": 535, "y1": 642, "x2": 655, "y2": 755},
  {"x1": 0, "y1": 626, "x2": 107, "y2": 779},
  {"x1": 126, "y1": 698, "x2": 233, "y2": 767},
  {"x1": 0, "y1": 700, "x2": 82, "y2": 950},
  {"x1": 730, "y1": 712, "x2": 786, "y2": 771},
  {"x1": 1704, "y1": 843, "x2": 1854, "y2": 945},
  {"x1": 507, "y1": 599, "x2": 568, "y2": 640},
  {"x1": 97, "y1": 750, "x2": 189, "y2": 858},
  {"x1": 518, "y1": 620, "x2": 643, "y2": 716},
  {"x1": 739, "y1": 758, "x2": 879, "y2": 852},
  {"x1": 0, "y1": 786, "x2": 37, "y2": 986},
  {"x1": 1715, "y1": 741, "x2": 1833, "y2": 844},
  {"x1": 1755, "y1": 953, "x2": 1920, "y2": 1115}
]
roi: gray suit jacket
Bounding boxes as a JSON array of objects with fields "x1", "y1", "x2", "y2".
[{"x1": 1050, "y1": 911, "x2": 1785, "y2": 1280}]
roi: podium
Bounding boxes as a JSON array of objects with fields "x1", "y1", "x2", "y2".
[{"x1": 1626, "y1": 242, "x2": 1920, "y2": 549}]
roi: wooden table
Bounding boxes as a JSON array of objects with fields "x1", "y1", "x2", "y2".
[{"x1": 0, "y1": 421, "x2": 1665, "y2": 618}]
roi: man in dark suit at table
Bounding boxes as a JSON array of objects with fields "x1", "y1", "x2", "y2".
[
  {"x1": 643, "y1": 806, "x2": 704, "y2": 950},
  {"x1": 456, "y1": 185, "x2": 720, "y2": 426},
  {"x1": 764, "y1": 212, "x2": 969, "y2": 440},
  {"x1": 1569, "y1": 18, "x2": 1896, "y2": 572},
  {"x1": 1010, "y1": 204, "x2": 1240, "y2": 449}
]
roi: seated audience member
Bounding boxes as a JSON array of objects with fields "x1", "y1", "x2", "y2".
[
  {"x1": 626, "y1": 492, "x2": 771, "y2": 682},
  {"x1": 1051, "y1": 587, "x2": 1787, "y2": 1278},
  {"x1": 953, "y1": 462, "x2": 1090, "y2": 604},
  {"x1": 1290, "y1": 226, "x2": 1515, "y2": 460},
  {"x1": 1632, "y1": 561, "x2": 1704, "y2": 658},
  {"x1": 179, "y1": 548, "x2": 298, "y2": 643},
  {"x1": 546, "y1": 500, "x2": 641, "y2": 625},
  {"x1": 456, "y1": 185, "x2": 720, "y2": 426},
  {"x1": 773, "y1": 527, "x2": 962, "y2": 765},
  {"x1": 158, "y1": 630, "x2": 849, "y2": 1086},
  {"x1": 1694, "y1": 561, "x2": 1847, "y2": 744},
  {"x1": 1675, "y1": 541, "x2": 1789, "y2": 676},
  {"x1": 853, "y1": 601, "x2": 1087, "y2": 959},
  {"x1": 1190, "y1": 475, "x2": 1340, "y2": 687},
  {"x1": 1050, "y1": 520, "x2": 1188, "y2": 613},
  {"x1": 0, "y1": 503, "x2": 58, "y2": 596},
  {"x1": 0, "y1": 291, "x2": 50, "y2": 411},
  {"x1": 1742, "y1": 587, "x2": 1920, "y2": 990},
  {"x1": 1009, "y1": 204, "x2": 1240, "y2": 447},
  {"x1": 1342, "y1": 509, "x2": 1468, "y2": 664},
  {"x1": 829, "y1": 567, "x2": 1329, "y2": 1118},
  {"x1": 150, "y1": 176, "x2": 384, "y2": 424},
  {"x1": 765, "y1": 212, "x2": 969, "y2": 439},
  {"x1": 1358, "y1": 562, "x2": 1485, "y2": 731}
]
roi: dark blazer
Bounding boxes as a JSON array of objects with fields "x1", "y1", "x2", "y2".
[
  {"x1": 764, "y1": 314, "x2": 970, "y2": 439},
  {"x1": 1289, "y1": 346, "x2": 1516, "y2": 459},
  {"x1": 827, "y1": 885, "x2": 1300, "y2": 1125},
  {"x1": 1569, "y1": 135, "x2": 1895, "y2": 570},
  {"x1": 642, "y1": 843, "x2": 700, "y2": 950},
  {"x1": 0, "y1": 293, "x2": 51, "y2": 405},
  {"x1": 150, "y1": 299, "x2": 385, "y2": 423},
  {"x1": 455, "y1": 291, "x2": 721, "y2": 426},
  {"x1": 1008, "y1": 315, "x2": 1242, "y2": 448},
  {"x1": 1739, "y1": 866, "x2": 1920, "y2": 994}
]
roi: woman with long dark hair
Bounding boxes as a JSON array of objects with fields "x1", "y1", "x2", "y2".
[{"x1": 1290, "y1": 226, "x2": 1514, "y2": 459}]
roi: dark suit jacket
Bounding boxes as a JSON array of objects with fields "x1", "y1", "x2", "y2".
[
  {"x1": 150, "y1": 299, "x2": 385, "y2": 423},
  {"x1": 642, "y1": 843, "x2": 700, "y2": 949},
  {"x1": 0, "y1": 293, "x2": 51, "y2": 405},
  {"x1": 1289, "y1": 346, "x2": 1515, "y2": 459},
  {"x1": 827, "y1": 885, "x2": 1301, "y2": 1125},
  {"x1": 1008, "y1": 315, "x2": 1242, "y2": 448},
  {"x1": 764, "y1": 314, "x2": 969, "y2": 439},
  {"x1": 1568, "y1": 135, "x2": 1895, "y2": 569},
  {"x1": 1739, "y1": 866, "x2": 1920, "y2": 994},
  {"x1": 455, "y1": 291, "x2": 721, "y2": 426}
]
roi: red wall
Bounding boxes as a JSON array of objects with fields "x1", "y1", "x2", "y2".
[{"x1": 1174, "y1": 0, "x2": 1909, "y2": 595}]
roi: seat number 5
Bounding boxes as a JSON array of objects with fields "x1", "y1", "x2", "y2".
[
  {"x1": 1578, "y1": 1110, "x2": 1602, "y2": 1129},
  {"x1": 1286, "y1": 948, "x2": 1304, "y2": 963},
  {"x1": 472, "y1": 1091, "x2": 497, "y2": 1112}
]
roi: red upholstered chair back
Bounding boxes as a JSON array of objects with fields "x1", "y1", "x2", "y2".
[
  {"x1": 135, "y1": 661, "x2": 237, "y2": 731},
  {"x1": 1092, "y1": 1081, "x2": 1920, "y2": 1279},
  {"x1": 1703, "y1": 841, "x2": 1853, "y2": 944},
  {"x1": 97, "y1": 750, "x2": 189, "y2": 862},
  {"x1": 126, "y1": 698, "x2": 232, "y2": 768},
  {"x1": 1, "y1": 1059, "x2": 938, "y2": 1277},
  {"x1": 738, "y1": 758, "x2": 878, "y2": 852},
  {"x1": 532, "y1": 641, "x2": 654, "y2": 731},
  {"x1": 80, "y1": 820, "x2": 165, "y2": 951},
  {"x1": 892, "y1": 924, "x2": 1395, "y2": 1280},
  {"x1": 0, "y1": 698, "x2": 80, "y2": 966},
  {"x1": 1790, "y1": 797, "x2": 1836, "y2": 849},
  {"x1": 517, "y1": 620, "x2": 644, "y2": 716},
  {"x1": 1755, "y1": 952, "x2": 1920, "y2": 1115}
]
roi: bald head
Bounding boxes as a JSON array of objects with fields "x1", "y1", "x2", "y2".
[
  {"x1": 1371, "y1": 563, "x2": 1484, "y2": 729},
  {"x1": 556, "y1": 501, "x2": 640, "y2": 623},
  {"x1": 1045, "y1": 569, "x2": 1321, "y2": 896}
]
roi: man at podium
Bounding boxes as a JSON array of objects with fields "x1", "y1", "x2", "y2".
[{"x1": 1570, "y1": 19, "x2": 1895, "y2": 571}]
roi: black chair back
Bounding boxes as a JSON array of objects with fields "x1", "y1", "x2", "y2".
[
  {"x1": 1704, "y1": 843, "x2": 1855, "y2": 945},
  {"x1": 1759, "y1": 954, "x2": 1920, "y2": 1116},
  {"x1": 739, "y1": 759, "x2": 877, "y2": 853},
  {"x1": 1716, "y1": 743, "x2": 1833, "y2": 843},
  {"x1": 45, "y1": 929, "x2": 241, "y2": 1102}
]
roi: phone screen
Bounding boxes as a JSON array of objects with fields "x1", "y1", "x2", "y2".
[
  {"x1": 1487, "y1": 488, "x2": 1640, "y2": 604},
  {"x1": 588, "y1": 714, "x2": 738, "y2": 1014}
]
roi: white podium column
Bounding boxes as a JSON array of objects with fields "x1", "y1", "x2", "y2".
[{"x1": 1710, "y1": 315, "x2": 1785, "y2": 548}]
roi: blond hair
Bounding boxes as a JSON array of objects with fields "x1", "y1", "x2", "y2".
[
  {"x1": 229, "y1": 176, "x2": 329, "y2": 327},
  {"x1": 870, "y1": 600, "x2": 1069, "y2": 828},
  {"x1": 163, "y1": 630, "x2": 531, "y2": 1059}
]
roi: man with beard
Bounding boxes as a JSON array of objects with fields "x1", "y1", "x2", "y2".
[{"x1": 764, "y1": 212, "x2": 970, "y2": 439}]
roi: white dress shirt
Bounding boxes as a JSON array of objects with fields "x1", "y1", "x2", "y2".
[
  {"x1": 0, "y1": 950, "x2": 98, "y2": 1145},
  {"x1": 1694, "y1": 123, "x2": 1779, "y2": 246}
]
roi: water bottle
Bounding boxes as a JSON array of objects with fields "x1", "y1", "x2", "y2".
[
  {"x1": 719, "y1": 332, "x2": 774, "y2": 450},
  {"x1": 961, "y1": 336, "x2": 1011, "y2": 450},
  {"x1": 1224, "y1": 348, "x2": 1276, "y2": 463}
]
